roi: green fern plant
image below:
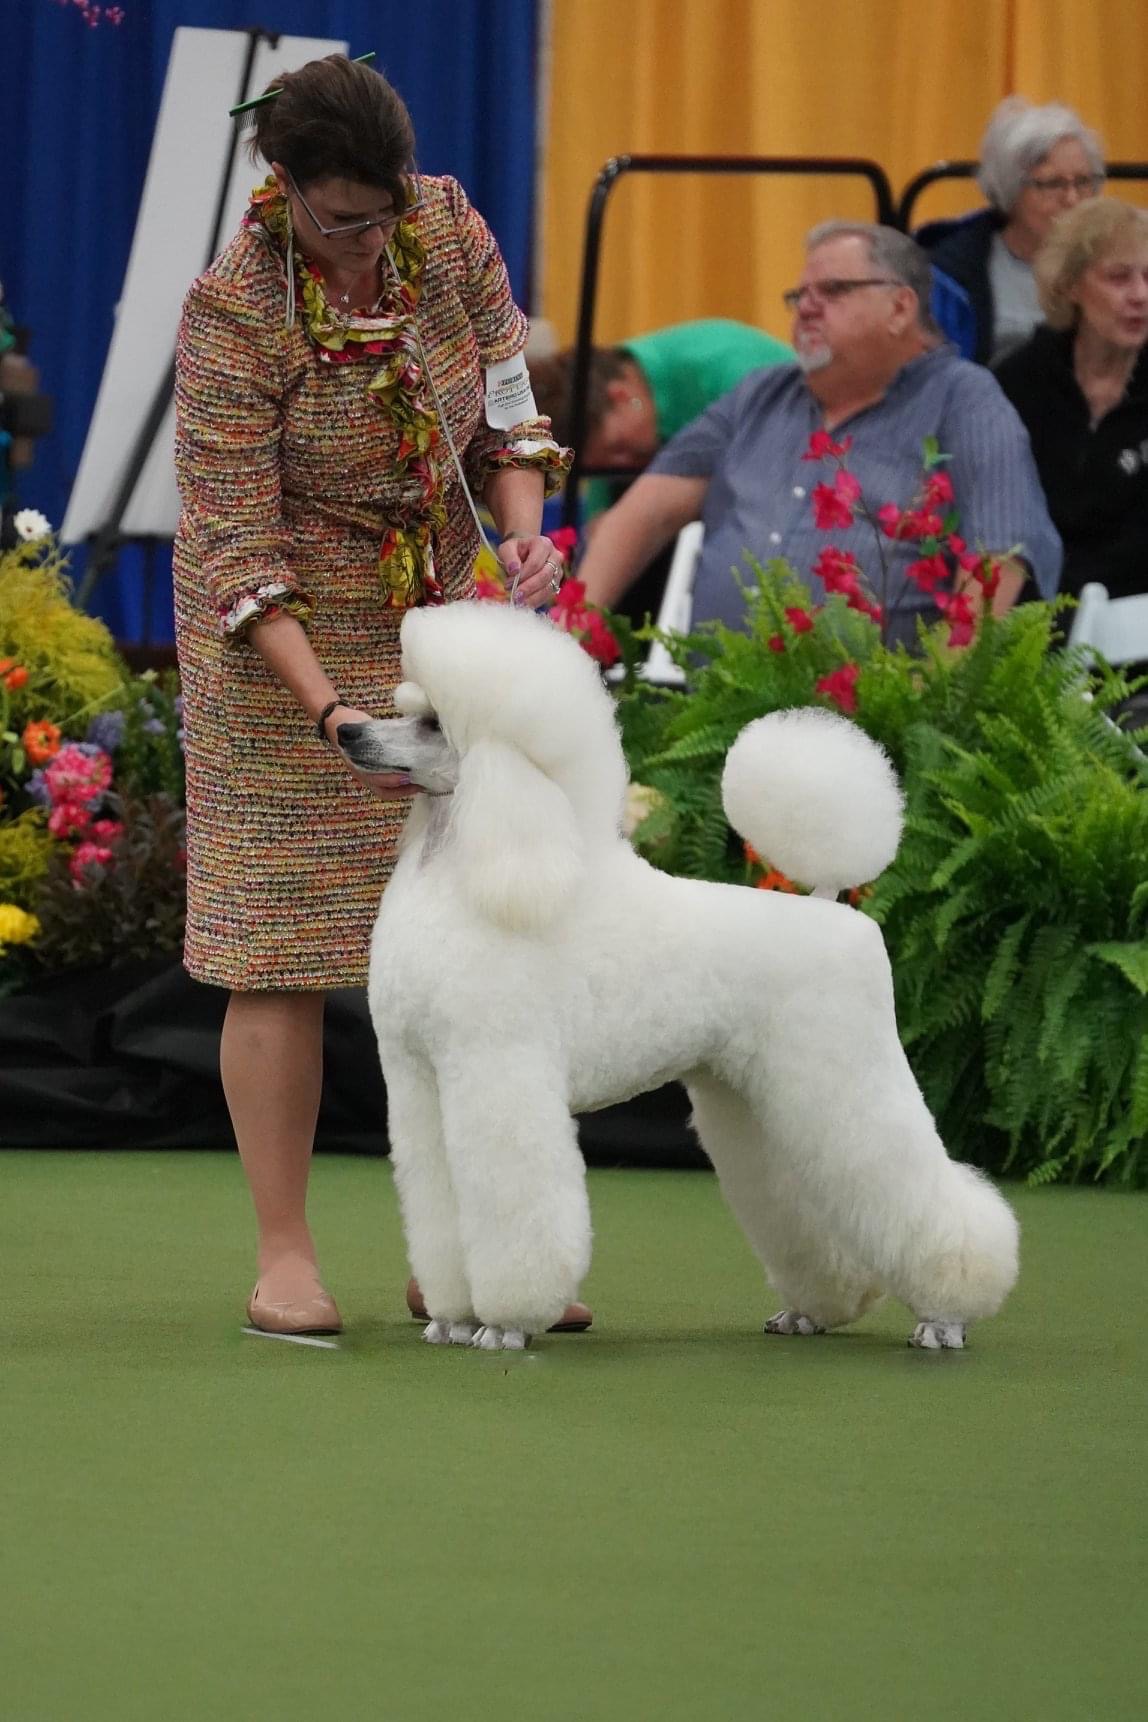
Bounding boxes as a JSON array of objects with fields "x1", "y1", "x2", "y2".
[{"x1": 613, "y1": 561, "x2": 1148, "y2": 1185}]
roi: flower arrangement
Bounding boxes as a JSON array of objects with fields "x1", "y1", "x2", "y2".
[{"x1": 0, "y1": 524, "x2": 186, "y2": 994}]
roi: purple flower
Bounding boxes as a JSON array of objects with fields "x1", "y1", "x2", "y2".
[
  {"x1": 143, "y1": 718, "x2": 166, "y2": 736},
  {"x1": 26, "y1": 769, "x2": 51, "y2": 808},
  {"x1": 85, "y1": 711, "x2": 126, "y2": 752}
]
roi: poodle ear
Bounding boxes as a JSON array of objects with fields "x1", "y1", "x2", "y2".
[{"x1": 448, "y1": 737, "x2": 584, "y2": 934}]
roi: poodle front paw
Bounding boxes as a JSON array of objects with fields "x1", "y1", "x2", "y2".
[
  {"x1": 909, "y1": 1319, "x2": 967, "y2": 1351},
  {"x1": 472, "y1": 1325, "x2": 530, "y2": 1351},
  {"x1": 764, "y1": 1310, "x2": 825, "y2": 1336},
  {"x1": 423, "y1": 1319, "x2": 479, "y2": 1346}
]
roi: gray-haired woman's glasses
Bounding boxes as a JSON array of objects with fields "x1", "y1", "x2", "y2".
[{"x1": 286, "y1": 169, "x2": 424, "y2": 237}]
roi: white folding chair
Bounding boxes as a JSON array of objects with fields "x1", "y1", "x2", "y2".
[
  {"x1": 632, "y1": 520, "x2": 705, "y2": 688},
  {"x1": 1067, "y1": 582, "x2": 1148, "y2": 665}
]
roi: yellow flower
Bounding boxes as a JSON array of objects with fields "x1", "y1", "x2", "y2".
[{"x1": 0, "y1": 903, "x2": 41, "y2": 949}]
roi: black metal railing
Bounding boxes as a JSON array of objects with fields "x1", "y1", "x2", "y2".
[{"x1": 560, "y1": 153, "x2": 897, "y2": 527}]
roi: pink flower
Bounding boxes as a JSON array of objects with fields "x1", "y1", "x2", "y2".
[
  {"x1": 768, "y1": 634, "x2": 785, "y2": 653},
  {"x1": 48, "y1": 801, "x2": 93, "y2": 840},
  {"x1": 815, "y1": 663, "x2": 861, "y2": 714},
  {"x1": 69, "y1": 841, "x2": 115, "y2": 886},
  {"x1": 89, "y1": 819, "x2": 124, "y2": 845},
  {"x1": 44, "y1": 744, "x2": 113, "y2": 807},
  {"x1": 784, "y1": 606, "x2": 815, "y2": 633},
  {"x1": 802, "y1": 430, "x2": 853, "y2": 462},
  {"x1": 876, "y1": 503, "x2": 904, "y2": 539}
]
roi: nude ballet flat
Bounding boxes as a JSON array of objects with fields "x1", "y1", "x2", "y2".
[
  {"x1": 405, "y1": 1276, "x2": 592, "y2": 1333},
  {"x1": 246, "y1": 1283, "x2": 343, "y2": 1336}
]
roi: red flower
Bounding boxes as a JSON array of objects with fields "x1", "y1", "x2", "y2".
[
  {"x1": 904, "y1": 552, "x2": 951, "y2": 595},
  {"x1": 802, "y1": 430, "x2": 853, "y2": 462},
  {"x1": 784, "y1": 606, "x2": 814, "y2": 633},
  {"x1": 550, "y1": 579, "x2": 620, "y2": 667},
  {"x1": 898, "y1": 507, "x2": 945, "y2": 542},
  {"x1": 923, "y1": 470, "x2": 955, "y2": 508},
  {"x1": 936, "y1": 589, "x2": 977, "y2": 647},
  {"x1": 4, "y1": 665, "x2": 29, "y2": 691},
  {"x1": 815, "y1": 663, "x2": 861, "y2": 714},
  {"x1": 812, "y1": 545, "x2": 863, "y2": 597},
  {"x1": 548, "y1": 526, "x2": 579, "y2": 563},
  {"x1": 811, "y1": 468, "x2": 861, "y2": 531},
  {"x1": 768, "y1": 634, "x2": 785, "y2": 653},
  {"x1": 875, "y1": 503, "x2": 904, "y2": 539}
]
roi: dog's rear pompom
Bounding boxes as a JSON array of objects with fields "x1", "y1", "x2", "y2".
[{"x1": 721, "y1": 708, "x2": 904, "y2": 893}]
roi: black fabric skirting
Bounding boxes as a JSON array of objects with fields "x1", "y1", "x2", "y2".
[{"x1": 0, "y1": 960, "x2": 704, "y2": 1167}]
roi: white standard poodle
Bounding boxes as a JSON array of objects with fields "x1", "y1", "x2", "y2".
[{"x1": 338, "y1": 601, "x2": 1018, "y2": 1354}]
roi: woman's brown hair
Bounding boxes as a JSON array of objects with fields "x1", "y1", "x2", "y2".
[{"x1": 250, "y1": 54, "x2": 416, "y2": 211}]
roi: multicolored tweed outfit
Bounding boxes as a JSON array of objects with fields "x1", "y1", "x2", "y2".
[{"x1": 173, "y1": 174, "x2": 568, "y2": 990}]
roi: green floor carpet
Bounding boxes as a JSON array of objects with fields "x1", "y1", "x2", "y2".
[{"x1": 1, "y1": 1152, "x2": 1144, "y2": 1721}]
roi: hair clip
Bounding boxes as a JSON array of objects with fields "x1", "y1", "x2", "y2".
[{"x1": 228, "y1": 51, "x2": 376, "y2": 118}]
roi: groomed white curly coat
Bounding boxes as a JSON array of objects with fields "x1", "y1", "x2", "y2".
[{"x1": 340, "y1": 601, "x2": 1018, "y2": 1352}]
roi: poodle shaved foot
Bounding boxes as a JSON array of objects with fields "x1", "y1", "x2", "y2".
[
  {"x1": 472, "y1": 1325, "x2": 530, "y2": 1351},
  {"x1": 909, "y1": 1319, "x2": 967, "y2": 1351},
  {"x1": 764, "y1": 1310, "x2": 825, "y2": 1336},
  {"x1": 423, "y1": 1320, "x2": 479, "y2": 1346}
]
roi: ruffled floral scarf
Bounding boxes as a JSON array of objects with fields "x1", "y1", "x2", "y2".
[{"x1": 245, "y1": 175, "x2": 445, "y2": 608}]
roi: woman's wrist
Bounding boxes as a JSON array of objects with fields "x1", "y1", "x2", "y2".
[{"x1": 498, "y1": 526, "x2": 545, "y2": 541}]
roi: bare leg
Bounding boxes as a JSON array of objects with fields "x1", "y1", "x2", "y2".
[{"x1": 220, "y1": 989, "x2": 330, "y2": 1307}]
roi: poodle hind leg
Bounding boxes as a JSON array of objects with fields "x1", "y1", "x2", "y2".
[
  {"x1": 688, "y1": 1073, "x2": 882, "y2": 1334},
  {"x1": 436, "y1": 1055, "x2": 592, "y2": 1344},
  {"x1": 383, "y1": 1054, "x2": 476, "y2": 1341}
]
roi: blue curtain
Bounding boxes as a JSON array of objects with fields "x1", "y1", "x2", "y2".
[{"x1": 4, "y1": 0, "x2": 540, "y2": 641}]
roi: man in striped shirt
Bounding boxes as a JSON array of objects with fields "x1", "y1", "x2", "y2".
[{"x1": 578, "y1": 222, "x2": 1061, "y2": 647}]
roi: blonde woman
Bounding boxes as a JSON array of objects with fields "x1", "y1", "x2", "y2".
[{"x1": 994, "y1": 198, "x2": 1148, "y2": 600}]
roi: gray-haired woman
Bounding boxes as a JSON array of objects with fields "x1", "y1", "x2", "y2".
[{"x1": 918, "y1": 96, "x2": 1105, "y2": 364}]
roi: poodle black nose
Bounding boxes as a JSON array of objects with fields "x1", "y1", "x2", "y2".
[{"x1": 336, "y1": 722, "x2": 365, "y2": 746}]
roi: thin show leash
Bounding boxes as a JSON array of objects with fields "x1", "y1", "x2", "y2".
[{"x1": 383, "y1": 246, "x2": 561, "y2": 607}]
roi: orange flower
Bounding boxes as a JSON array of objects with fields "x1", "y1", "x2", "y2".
[
  {"x1": 22, "y1": 719, "x2": 62, "y2": 765},
  {"x1": 0, "y1": 658, "x2": 13, "y2": 676},
  {"x1": 756, "y1": 868, "x2": 799, "y2": 893},
  {"x1": 4, "y1": 665, "x2": 29, "y2": 691}
]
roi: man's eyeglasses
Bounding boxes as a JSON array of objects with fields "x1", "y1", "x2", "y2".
[
  {"x1": 286, "y1": 168, "x2": 424, "y2": 238},
  {"x1": 782, "y1": 277, "x2": 901, "y2": 311},
  {"x1": 1023, "y1": 173, "x2": 1105, "y2": 197}
]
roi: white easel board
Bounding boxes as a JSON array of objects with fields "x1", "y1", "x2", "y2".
[{"x1": 61, "y1": 27, "x2": 346, "y2": 544}]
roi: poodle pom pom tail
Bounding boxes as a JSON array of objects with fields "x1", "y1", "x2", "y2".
[{"x1": 721, "y1": 708, "x2": 904, "y2": 893}]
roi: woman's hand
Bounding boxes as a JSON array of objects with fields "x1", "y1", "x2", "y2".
[
  {"x1": 323, "y1": 704, "x2": 419, "y2": 802},
  {"x1": 496, "y1": 533, "x2": 565, "y2": 609}
]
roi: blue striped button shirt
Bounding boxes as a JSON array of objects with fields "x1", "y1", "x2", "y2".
[{"x1": 647, "y1": 346, "x2": 1062, "y2": 647}]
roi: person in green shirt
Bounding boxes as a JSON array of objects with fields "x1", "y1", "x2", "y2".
[{"x1": 531, "y1": 317, "x2": 794, "y2": 519}]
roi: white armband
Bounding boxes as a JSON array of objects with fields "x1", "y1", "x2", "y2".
[{"x1": 484, "y1": 353, "x2": 538, "y2": 430}]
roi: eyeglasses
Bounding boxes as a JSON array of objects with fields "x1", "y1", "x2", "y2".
[
  {"x1": 782, "y1": 277, "x2": 901, "y2": 311},
  {"x1": 286, "y1": 168, "x2": 424, "y2": 237},
  {"x1": 1023, "y1": 173, "x2": 1105, "y2": 197}
]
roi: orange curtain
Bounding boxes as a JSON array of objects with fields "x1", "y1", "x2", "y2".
[{"x1": 539, "y1": 0, "x2": 1148, "y2": 346}]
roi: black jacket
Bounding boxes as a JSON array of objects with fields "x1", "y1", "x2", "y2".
[
  {"x1": 994, "y1": 324, "x2": 1148, "y2": 599},
  {"x1": 917, "y1": 209, "x2": 1005, "y2": 367}
]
